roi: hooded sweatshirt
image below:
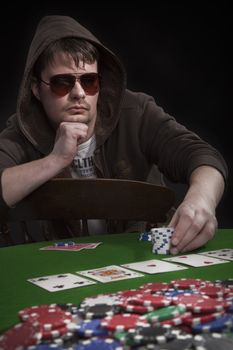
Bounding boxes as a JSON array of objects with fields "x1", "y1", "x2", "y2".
[{"x1": 0, "y1": 15, "x2": 228, "y2": 239}]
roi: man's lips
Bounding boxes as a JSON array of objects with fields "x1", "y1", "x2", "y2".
[{"x1": 67, "y1": 106, "x2": 87, "y2": 113}]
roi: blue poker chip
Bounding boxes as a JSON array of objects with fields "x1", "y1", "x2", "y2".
[
  {"x1": 138, "y1": 231, "x2": 151, "y2": 241},
  {"x1": 192, "y1": 314, "x2": 233, "y2": 333},
  {"x1": 164, "y1": 289, "x2": 194, "y2": 297},
  {"x1": 73, "y1": 337, "x2": 123, "y2": 349},
  {"x1": 54, "y1": 241, "x2": 75, "y2": 246},
  {"x1": 27, "y1": 344, "x2": 63, "y2": 349},
  {"x1": 75, "y1": 318, "x2": 109, "y2": 337}
]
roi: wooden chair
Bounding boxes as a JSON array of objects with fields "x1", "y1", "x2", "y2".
[{"x1": 1, "y1": 178, "x2": 175, "y2": 244}]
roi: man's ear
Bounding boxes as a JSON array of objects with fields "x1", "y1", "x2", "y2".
[{"x1": 31, "y1": 78, "x2": 41, "y2": 101}]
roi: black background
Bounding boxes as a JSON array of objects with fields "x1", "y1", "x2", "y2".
[{"x1": 0, "y1": 2, "x2": 232, "y2": 227}]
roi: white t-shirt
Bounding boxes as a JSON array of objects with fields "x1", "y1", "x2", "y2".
[{"x1": 70, "y1": 135, "x2": 107, "y2": 235}]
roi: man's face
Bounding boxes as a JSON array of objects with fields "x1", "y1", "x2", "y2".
[{"x1": 32, "y1": 53, "x2": 99, "y2": 138}]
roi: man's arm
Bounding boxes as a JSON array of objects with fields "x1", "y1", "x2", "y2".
[
  {"x1": 1, "y1": 122, "x2": 88, "y2": 207},
  {"x1": 169, "y1": 165, "x2": 225, "y2": 254}
]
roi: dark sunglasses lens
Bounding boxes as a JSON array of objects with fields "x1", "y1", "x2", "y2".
[
  {"x1": 50, "y1": 75, "x2": 75, "y2": 96},
  {"x1": 80, "y1": 74, "x2": 99, "y2": 95}
]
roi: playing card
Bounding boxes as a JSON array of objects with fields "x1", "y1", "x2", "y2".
[
  {"x1": 27, "y1": 273, "x2": 96, "y2": 292},
  {"x1": 76, "y1": 265, "x2": 144, "y2": 283},
  {"x1": 121, "y1": 259, "x2": 188, "y2": 274},
  {"x1": 198, "y1": 249, "x2": 233, "y2": 261},
  {"x1": 40, "y1": 242, "x2": 102, "y2": 251},
  {"x1": 164, "y1": 253, "x2": 230, "y2": 267}
]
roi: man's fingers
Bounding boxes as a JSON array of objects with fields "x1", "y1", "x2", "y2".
[{"x1": 180, "y1": 220, "x2": 217, "y2": 253}]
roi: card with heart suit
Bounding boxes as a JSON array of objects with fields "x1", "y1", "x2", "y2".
[
  {"x1": 76, "y1": 265, "x2": 144, "y2": 283},
  {"x1": 198, "y1": 249, "x2": 233, "y2": 261},
  {"x1": 164, "y1": 253, "x2": 230, "y2": 267},
  {"x1": 40, "y1": 242, "x2": 102, "y2": 251},
  {"x1": 27, "y1": 273, "x2": 96, "y2": 292},
  {"x1": 121, "y1": 259, "x2": 188, "y2": 274}
]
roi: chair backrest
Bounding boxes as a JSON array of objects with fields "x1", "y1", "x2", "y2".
[{"x1": 5, "y1": 178, "x2": 175, "y2": 223}]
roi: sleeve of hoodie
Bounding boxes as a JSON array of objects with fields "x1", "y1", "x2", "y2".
[
  {"x1": 138, "y1": 93, "x2": 228, "y2": 184},
  {"x1": 0, "y1": 118, "x2": 39, "y2": 218}
]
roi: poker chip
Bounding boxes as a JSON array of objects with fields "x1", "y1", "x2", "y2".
[
  {"x1": 192, "y1": 314, "x2": 233, "y2": 334},
  {"x1": 197, "y1": 285, "x2": 231, "y2": 298},
  {"x1": 215, "y1": 279, "x2": 233, "y2": 289},
  {"x1": 75, "y1": 318, "x2": 109, "y2": 337},
  {"x1": 127, "y1": 324, "x2": 177, "y2": 345},
  {"x1": 151, "y1": 227, "x2": 174, "y2": 255},
  {"x1": 73, "y1": 337, "x2": 123, "y2": 349},
  {"x1": 154, "y1": 334, "x2": 194, "y2": 349},
  {"x1": 191, "y1": 298, "x2": 232, "y2": 314},
  {"x1": 101, "y1": 313, "x2": 148, "y2": 332},
  {"x1": 172, "y1": 293, "x2": 210, "y2": 310},
  {"x1": 119, "y1": 301, "x2": 156, "y2": 314},
  {"x1": 81, "y1": 304, "x2": 116, "y2": 319},
  {"x1": 54, "y1": 241, "x2": 75, "y2": 246},
  {"x1": 80, "y1": 294, "x2": 122, "y2": 308},
  {"x1": 184, "y1": 311, "x2": 225, "y2": 326},
  {"x1": 194, "y1": 333, "x2": 233, "y2": 350},
  {"x1": 27, "y1": 345, "x2": 64, "y2": 349},
  {"x1": 139, "y1": 282, "x2": 172, "y2": 293},
  {"x1": 171, "y1": 278, "x2": 206, "y2": 290},
  {"x1": 129, "y1": 294, "x2": 171, "y2": 308},
  {"x1": 145, "y1": 304, "x2": 187, "y2": 323},
  {"x1": 139, "y1": 231, "x2": 152, "y2": 241},
  {"x1": 0, "y1": 321, "x2": 41, "y2": 350}
]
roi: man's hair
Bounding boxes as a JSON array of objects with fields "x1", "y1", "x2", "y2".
[{"x1": 33, "y1": 38, "x2": 99, "y2": 78}]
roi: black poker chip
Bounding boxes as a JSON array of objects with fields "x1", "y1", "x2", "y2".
[
  {"x1": 155, "y1": 335, "x2": 194, "y2": 349},
  {"x1": 127, "y1": 324, "x2": 177, "y2": 345},
  {"x1": 194, "y1": 333, "x2": 233, "y2": 350},
  {"x1": 215, "y1": 279, "x2": 233, "y2": 289},
  {"x1": 82, "y1": 304, "x2": 116, "y2": 319}
]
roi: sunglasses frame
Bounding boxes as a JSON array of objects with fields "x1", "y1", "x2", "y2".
[{"x1": 39, "y1": 72, "x2": 100, "y2": 97}]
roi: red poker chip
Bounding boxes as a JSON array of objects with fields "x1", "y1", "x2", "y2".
[
  {"x1": 129, "y1": 294, "x2": 172, "y2": 308},
  {"x1": 160, "y1": 312, "x2": 192, "y2": 326},
  {"x1": 170, "y1": 278, "x2": 207, "y2": 289},
  {"x1": 42, "y1": 323, "x2": 73, "y2": 339},
  {"x1": 18, "y1": 304, "x2": 73, "y2": 331},
  {"x1": 116, "y1": 289, "x2": 144, "y2": 298},
  {"x1": 0, "y1": 321, "x2": 41, "y2": 350},
  {"x1": 101, "y1": 313, "x2": 148, "y2": 331},
  {"x1": 119, "y1": 301, "x2": 156, "y2": 314},
  {"x1": 18, "y1": 304, "x2": 62, "y2": 321},
  {"x1": 172, "y1": 294, "x2": 209, "y2": 309},
  {"x1": 183, "y1": 311, "x2": 225, "y2": 326},
  {"x1": 192, "y1": 298, "x2": 231, "y2": 313},
  {"x1": 197, "y1": 285, "x2": 231, "y2": 298},
  {"x1": 139, "y1": 282, "x2": 171, "y2": 293}
]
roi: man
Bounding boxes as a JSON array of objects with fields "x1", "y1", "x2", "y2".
[{"x1": 0, "y1": 15, "x2": 227, "y2": 253}]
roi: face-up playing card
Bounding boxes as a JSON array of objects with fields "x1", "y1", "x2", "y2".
[
  {"x1": 121, "y1": 259, "x2": 188, "y2": 274},
  {"x1": 76, "y1": 265, "x2": 144, "y2": 283},
  {"x1": 28, "y1": 273, "x2": 96, "y2": 292},
  {"x1": 164, "y1": 254, "x2": 230, "y2": 267},
  {"x1": 40, "y1": 242, "x2": 102, "y2": 252},
  {"x1": 198, "y1": 249, "x2": 233, "y2": 261}
]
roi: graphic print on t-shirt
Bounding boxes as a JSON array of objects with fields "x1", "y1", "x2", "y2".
[{"x1": 71, "y1": 135, "x2": 96, "y2": 178}]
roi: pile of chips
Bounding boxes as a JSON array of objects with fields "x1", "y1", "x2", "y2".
[
  {"x1": 139, "y1": 227, "x2": 174, "y2": 255},
  {"x1": 1, "y1": 278, "x2": 233, "y2": 349}
]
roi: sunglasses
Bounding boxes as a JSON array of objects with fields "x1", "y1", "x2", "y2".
[{"x1": 40, "y1": 72, "x2": 100, "y2": 97}]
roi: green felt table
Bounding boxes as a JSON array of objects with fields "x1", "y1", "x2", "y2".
[{"x1": 0, "y1": 229, "x2": 232, "y2": 333}]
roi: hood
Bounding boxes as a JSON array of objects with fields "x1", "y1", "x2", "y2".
[{"x1": 17, "y1": 15, "x2": 126, "y2": 154}]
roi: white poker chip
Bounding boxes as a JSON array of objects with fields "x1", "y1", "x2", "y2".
[
  {"x1": 151, "y1": 227, "x2": 174, "y2": 255},
  {"x1": 80, "y1": 294, "x2": 122, "y2": 308}
]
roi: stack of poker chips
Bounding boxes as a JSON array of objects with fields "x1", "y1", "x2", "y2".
[
  {"x1": 1, "y1": 278, "x2": 233, "y2": 349},
  {"x1": 151, "y1": 227, "x2": 174, "y2": 255}
]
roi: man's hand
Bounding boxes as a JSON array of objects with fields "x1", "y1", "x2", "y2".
[
  {"x1": 168, "y1": 166, "x2": 225, "y2": 254},
  {"x1": 51, "y1": 122, "x2": 88, "y2": 167}
]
